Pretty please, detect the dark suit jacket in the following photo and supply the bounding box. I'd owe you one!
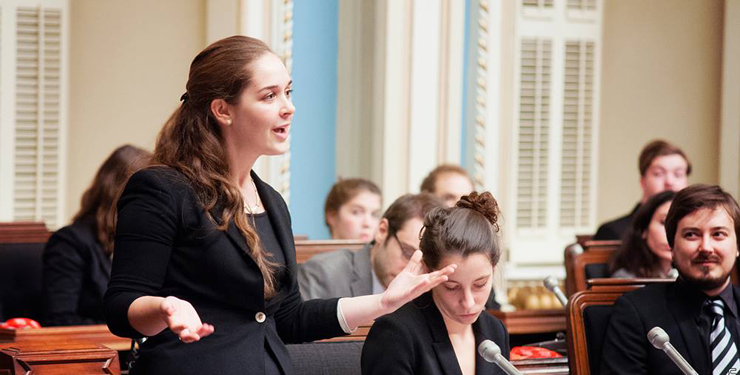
[593,203,641,240]
[600,280,740,375]
[361,292,509,375]
[104,167,345,375]
[298,244,373,300]
[43,215,111,326]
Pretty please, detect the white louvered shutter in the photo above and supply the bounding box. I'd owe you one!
[516,38,551,229]
[567,0,596,11]
[560,41,595,228]
[506,0,601,279]
[0,0,67,229]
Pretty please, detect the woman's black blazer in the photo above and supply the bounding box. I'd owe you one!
[43,215,111,326]
[104,167,344,375]
[362,292,510,375]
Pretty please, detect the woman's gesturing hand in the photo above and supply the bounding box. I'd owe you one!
[160,296,215,343]
[379,250,456,313]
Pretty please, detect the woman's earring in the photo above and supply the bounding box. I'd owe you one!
[226,119,232,125]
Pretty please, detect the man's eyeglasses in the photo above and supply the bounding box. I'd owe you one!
[392,232,417,260]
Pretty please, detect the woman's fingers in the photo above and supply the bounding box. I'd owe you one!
[403,250,423,274]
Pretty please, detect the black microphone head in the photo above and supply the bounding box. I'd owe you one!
[648,326,670,349]
[478,339,502,363]
[543,276,558,292]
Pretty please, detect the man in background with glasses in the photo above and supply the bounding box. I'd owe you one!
[299,193,443,300]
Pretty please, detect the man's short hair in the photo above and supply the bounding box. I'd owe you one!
[665,184,740,249]
[638,140,692,177]
[383,193,444,239]
[420,165,472,193]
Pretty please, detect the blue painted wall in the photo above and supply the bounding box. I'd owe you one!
[289,0,338,239]
[460,0,477,170]
[461,0,472,169]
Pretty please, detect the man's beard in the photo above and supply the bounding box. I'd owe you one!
[680,270,731,291]
[677,254,733,291]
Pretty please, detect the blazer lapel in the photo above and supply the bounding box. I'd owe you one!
[350,244,373,296]
[418,293,463,375]
[667,282,710,374]
[473,316,497,375]
[252,171,296,273]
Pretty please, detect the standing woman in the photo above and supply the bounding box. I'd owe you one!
[362,192,510,375]
[43,145,150,326]
[104,36,453,375]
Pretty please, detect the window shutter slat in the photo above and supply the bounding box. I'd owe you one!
[517,38,551,229]
[560,40,595,229]
[12,5,62,229]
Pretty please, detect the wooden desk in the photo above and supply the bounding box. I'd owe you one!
[513,357,569,375]
[0,339,120,375]
[0,325,131,351]
[489,309,566,335]
[318,323,372,342]
[294,239,365,264]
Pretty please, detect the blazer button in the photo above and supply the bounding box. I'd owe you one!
[255,312,266,323]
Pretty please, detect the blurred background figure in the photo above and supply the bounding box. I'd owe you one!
[594,140,690,240]
[420,165,474,208]
[42,144,150,326]
[608,190,676,279]
[324,178,382,241]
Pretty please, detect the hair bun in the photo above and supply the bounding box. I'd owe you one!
[456,191,500,232]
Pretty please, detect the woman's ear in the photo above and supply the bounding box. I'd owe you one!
[210,98,232,127]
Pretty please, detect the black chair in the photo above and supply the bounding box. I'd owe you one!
[0,222,50,322]
[287,341,364,375]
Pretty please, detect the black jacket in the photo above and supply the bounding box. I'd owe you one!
[362,292,509,375]
[601,280,740,374]
[43,215,111,326]
[593,203,641,240]
[104,167,344,375]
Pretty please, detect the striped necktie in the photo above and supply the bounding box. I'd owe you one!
[707,298,740,375]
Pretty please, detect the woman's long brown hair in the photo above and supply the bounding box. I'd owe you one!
[153,36,280,299]
[74,144,151,255]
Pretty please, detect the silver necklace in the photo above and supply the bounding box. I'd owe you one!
[243,178,261,214]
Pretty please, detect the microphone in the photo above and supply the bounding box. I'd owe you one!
[543,276,568,307]
[647,327,698,375]
[478,340,523,375]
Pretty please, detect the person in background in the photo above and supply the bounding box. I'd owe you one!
[43,144,151,326]
[300,193,444,300]
[420,164,474,208]
[594,139,690,240]
[362,192,509,375]
[324,178,382,241]
[608,190,676,278]
[601,184,740,375]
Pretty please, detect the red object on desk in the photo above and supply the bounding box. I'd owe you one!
[0,318,41,330]
[510,346,563,360]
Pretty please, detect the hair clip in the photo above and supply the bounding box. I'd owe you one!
[180,92,189,102]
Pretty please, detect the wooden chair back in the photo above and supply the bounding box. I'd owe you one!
[294,239,366,264]
[0,222,50,243]
[564,243,617,296]
[566,280,669,375]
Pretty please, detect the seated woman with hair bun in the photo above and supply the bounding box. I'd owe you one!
[361,191,509,375]
[609,190,677,279]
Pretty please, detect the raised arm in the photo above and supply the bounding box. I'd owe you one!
[339,250,455,330]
